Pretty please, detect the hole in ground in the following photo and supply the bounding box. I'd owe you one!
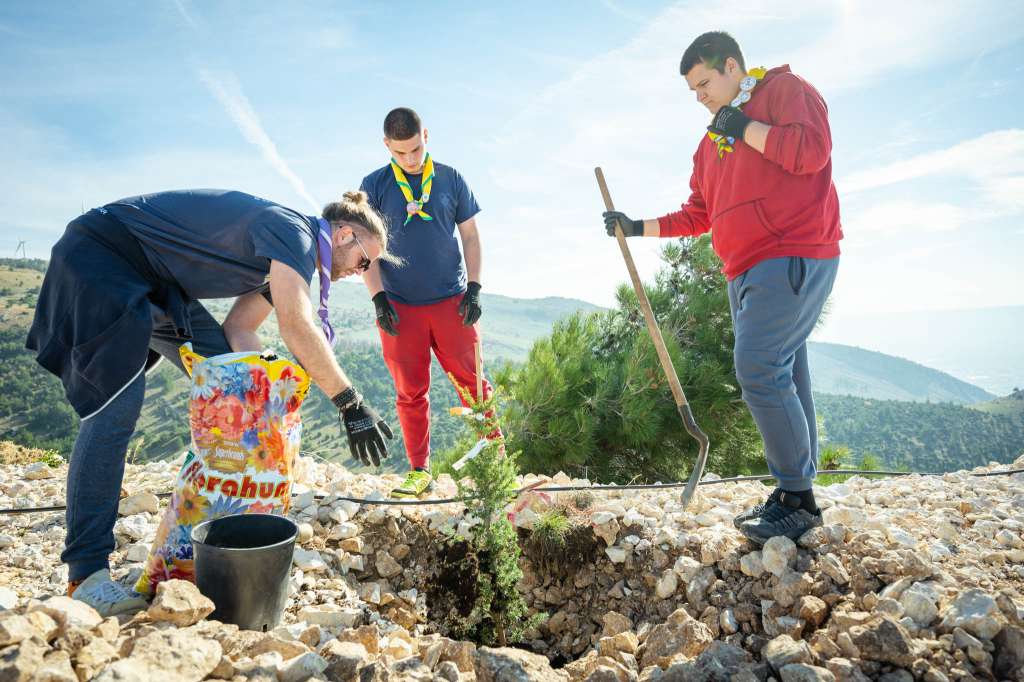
[426,537,483,632]
[424,522,605,662]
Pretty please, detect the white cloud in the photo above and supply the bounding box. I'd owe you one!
[0,113,316,259]
[599,0,646,23]
[5,0,1023,316]
[0,4,365,260]
[197,68,321,215]
[476,0,1024,305]
[835,129,1024,256]
[162,1,323,215]
[843,200,968,236]
[829,126,1024,317]
[984,175,1024,212]
[774,0,1024,92]
[840,130,1024,195]
[170,0,197,29]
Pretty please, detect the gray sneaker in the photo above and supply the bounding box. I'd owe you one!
[732,488,782,529]
[739,490,822,545]
[71,569,148,617]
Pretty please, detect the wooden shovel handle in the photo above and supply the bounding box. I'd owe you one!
[594,167,710,508]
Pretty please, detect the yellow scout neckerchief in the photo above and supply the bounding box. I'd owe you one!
[707,66,767,158]
[390,153,435,225]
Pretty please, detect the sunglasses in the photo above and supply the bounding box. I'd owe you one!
[350,233,372,273]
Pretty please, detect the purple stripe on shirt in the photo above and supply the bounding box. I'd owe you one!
[316,218,337,347]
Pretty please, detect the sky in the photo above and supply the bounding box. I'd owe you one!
[2,1,1023,344]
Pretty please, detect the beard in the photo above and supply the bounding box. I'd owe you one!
[330,242,358,279]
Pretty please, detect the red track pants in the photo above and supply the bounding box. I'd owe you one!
[379,294,500,469]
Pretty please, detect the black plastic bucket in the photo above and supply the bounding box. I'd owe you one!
[191,513,297,631]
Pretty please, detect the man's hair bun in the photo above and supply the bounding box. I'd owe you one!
[342,190,368,205]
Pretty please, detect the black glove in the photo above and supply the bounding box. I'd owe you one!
[332,387,394,467]
[603,211,644,238]
[707,105,751,141]
[372,292,399,336]
[458,281,482,326]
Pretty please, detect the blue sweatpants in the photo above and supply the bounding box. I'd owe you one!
[62,301,231,583]
[727,256,838,491]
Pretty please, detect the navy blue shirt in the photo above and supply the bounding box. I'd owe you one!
[360,161,480,305]
[103,189,319,301]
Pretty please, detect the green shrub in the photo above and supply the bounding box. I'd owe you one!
[532,509,570,548]
[500,235,763,483]
[38,449,64,467]
[430,376,540,647]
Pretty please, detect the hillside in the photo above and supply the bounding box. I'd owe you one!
[816,305,1024,395]
[814,393,1024,473]
[972,388,1024,417]
[0,259,598,468]
[3,258,1021,477]
[300,280,604,363]
[0,258,45,328]
[807,342,993,404]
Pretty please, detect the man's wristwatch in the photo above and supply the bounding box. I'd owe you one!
[332,386,361,412]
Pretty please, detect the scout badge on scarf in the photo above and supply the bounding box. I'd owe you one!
[315,218,338,346]
[707,66,767,158]
[390,153,435,225]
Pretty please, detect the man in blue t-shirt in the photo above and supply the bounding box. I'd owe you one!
[27,189,396,615]
[360,107,498,498]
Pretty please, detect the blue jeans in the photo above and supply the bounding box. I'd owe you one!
[62,301,231,582]
[727,257,838,491]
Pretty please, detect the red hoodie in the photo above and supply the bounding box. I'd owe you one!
[658,65,842,280]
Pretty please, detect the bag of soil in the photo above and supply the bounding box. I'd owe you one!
[136,343,309,596]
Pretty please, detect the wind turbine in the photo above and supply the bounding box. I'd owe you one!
[14,240,27,260]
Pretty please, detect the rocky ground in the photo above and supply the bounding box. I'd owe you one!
[2,446,1023,681]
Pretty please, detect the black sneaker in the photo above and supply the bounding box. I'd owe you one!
[733,488,782,529]
[739,490,822,545]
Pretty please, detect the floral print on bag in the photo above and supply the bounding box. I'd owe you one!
[135,343,309,596]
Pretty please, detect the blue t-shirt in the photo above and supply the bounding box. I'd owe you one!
[360,161,480,305]
[103,189,319,301]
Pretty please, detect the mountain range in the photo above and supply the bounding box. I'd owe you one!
[815,305,1023,396]
[806,341,994,404]
[1,258,1020,473]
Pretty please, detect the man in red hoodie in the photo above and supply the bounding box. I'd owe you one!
[603,31,842,544]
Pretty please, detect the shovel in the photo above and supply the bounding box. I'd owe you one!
[594,167,710,509]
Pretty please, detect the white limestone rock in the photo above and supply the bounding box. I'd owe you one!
[762,536,797,578]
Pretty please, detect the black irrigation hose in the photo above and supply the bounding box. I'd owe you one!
[1,468,1021,516]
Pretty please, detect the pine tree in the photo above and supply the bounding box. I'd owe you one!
[502,235,763,483]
